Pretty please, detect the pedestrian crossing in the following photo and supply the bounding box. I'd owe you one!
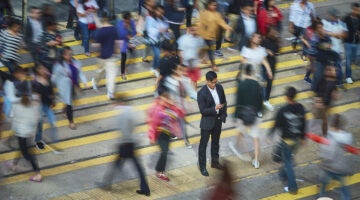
[1,9,360,199]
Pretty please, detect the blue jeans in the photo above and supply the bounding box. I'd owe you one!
[344,43,359,78]
[35,104,58,143]
[78,22,90,53]
[150,45,160,70]
[319,170,351,200]
[279,139,299,193]
[2,96,11,118]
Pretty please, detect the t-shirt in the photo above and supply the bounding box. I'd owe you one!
[177,34,205,61]
[159,55,180,77]
[94,26,119,59]
[77,0,99,24]
[271,103,306,140]
[317,78,337,106]
[322,19,348,54]
[240,46,267,79]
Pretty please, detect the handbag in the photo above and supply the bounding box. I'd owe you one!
[272,142,282,163]
[88,22,96,30]
[235,106,257,126]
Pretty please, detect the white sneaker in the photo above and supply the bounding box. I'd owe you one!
[257,112,263,118]
[252,160,260,169]
[151,69,159,78]
[107,91,115,100]
[346,77,353,84]
[263,101,274,111]
[91,77,98,91]
[229,141,251,161]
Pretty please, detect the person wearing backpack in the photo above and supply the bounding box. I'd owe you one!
[267,86,306,194]
[230,63,263,168]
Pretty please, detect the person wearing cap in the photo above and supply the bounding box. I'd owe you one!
[343,3,360,84]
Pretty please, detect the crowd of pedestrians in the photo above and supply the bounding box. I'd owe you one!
[0,0,359,199]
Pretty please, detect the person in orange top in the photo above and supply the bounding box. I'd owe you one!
[257,0,283,36]
[198,0,232,71]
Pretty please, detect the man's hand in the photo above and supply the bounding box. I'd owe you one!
[215,104,223,110]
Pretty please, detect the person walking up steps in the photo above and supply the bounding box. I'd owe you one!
[91,13,121,100]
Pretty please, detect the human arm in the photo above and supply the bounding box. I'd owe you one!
[261,58,273,80]
[197,89,217,116]
[288,4,296,34]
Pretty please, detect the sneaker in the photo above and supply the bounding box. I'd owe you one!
[304,76,312,84]
[156,173,170,182]
[252,160,260,169]
[229,141,251,161]
[227,47,238,52]
[257,112,263,118]
[346,77,353,84]
[263,101,274,111]
[185,142,192,149]
[170,136,178,140]
[36,141,45,150]
[284,186,298,194]
[91,77,98,91]
[85,52,91,57]
[151,69,159,78]
[107,91,115,100]
[214,50,224,57]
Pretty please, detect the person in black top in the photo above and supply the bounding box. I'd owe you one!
[343,3,360,84]
[315,63,338,137]
[157,40,179,86]
[32,64,61,153]
[262,26,280,109]
[267,86,306,194]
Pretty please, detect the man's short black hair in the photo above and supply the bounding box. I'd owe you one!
[122,11,132,20]
[352,3,360,8]
[160,40,175,52]
[29,6,40,12]
[285,86,297,101]
[241,0,254,8]
[206,71,217,81]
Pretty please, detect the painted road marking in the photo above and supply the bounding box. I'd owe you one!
[0,100,357,186]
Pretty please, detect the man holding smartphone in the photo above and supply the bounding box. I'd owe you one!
[197,71,227,176]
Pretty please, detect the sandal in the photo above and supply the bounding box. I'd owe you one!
[29,175,42,182]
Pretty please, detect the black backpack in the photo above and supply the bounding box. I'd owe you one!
[236,105,257,126]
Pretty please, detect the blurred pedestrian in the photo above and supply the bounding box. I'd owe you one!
[39,20,62,72]
[240,32,273,112]
[139,0,156,63]
[314,63,338,137]
[66,0,79,30]
[230,64,263,168]
[267,86,306,194]
[41,4,57,28]
[198,0,232,71]
[11,84,42,182]
[96,94,150,196]
[0,0,13,29]
[76,0,99,56]
[184,0,195,28]
[235,1,257,51]
[289,0,316,51]
[24,6,43,63]
[147,85,185,182]
[301,18,322,84]
[158,40,179,85]
[224,0,242,47]
[145,5,169,77]
[343,3,360,84]
[32,64,61,153]
[0,18,23,74]
[197,71,227,176]
[117,11,137,81]
[51,47,88,130]
[91,14,121,99]
[177,25,205,89]
[257,0,283,36]
[262,27,280,110]
[164,0,186,42]
[318,114,353,200]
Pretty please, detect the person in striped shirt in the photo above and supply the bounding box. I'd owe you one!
[0,18,23,74]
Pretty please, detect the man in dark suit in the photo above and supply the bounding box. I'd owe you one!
[236,1,256,51]
[197,71,227,176]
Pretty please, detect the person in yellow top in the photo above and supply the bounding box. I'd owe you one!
[198,0,232,71]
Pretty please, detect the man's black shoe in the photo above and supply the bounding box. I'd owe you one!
[200,168,209,176]
[136,190,150,197]
[211,162,224,170]
[36,142,45,150]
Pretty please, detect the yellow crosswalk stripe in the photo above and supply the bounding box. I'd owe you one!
[0,100,357,186]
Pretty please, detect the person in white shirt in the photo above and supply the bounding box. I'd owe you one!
[289,0,316,51]
[322,8,348,54]
[240,32,274,112]
[76,0,99,56]
[177,25,205,89]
